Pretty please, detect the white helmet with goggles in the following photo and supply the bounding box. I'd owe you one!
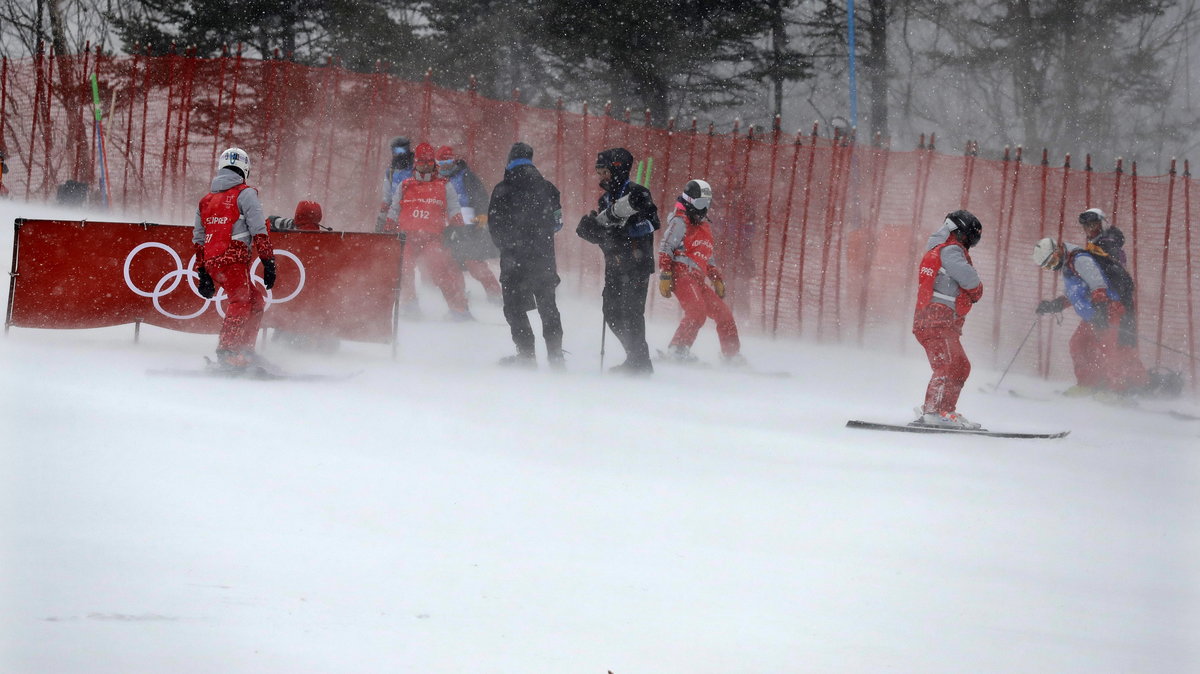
[681,179,713,212]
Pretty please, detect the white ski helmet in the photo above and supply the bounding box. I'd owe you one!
[218,147,251,177]
[1078,207,1107,229]
[1032,237,1064,270]
[682,179,713,211]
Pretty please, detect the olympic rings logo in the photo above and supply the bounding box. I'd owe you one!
[123,242,306,320]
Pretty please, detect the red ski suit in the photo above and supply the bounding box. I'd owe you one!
[385,175,467,312]
[198,182,270,352]
[661,204,740,357]
[1061,248,1149,392]
[912,238,983,415]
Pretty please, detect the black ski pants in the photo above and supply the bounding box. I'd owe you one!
[602,264,652,366]
[500,260,562,358]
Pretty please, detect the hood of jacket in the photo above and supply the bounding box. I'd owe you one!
[209,167,246,193]
[926,221,956,250]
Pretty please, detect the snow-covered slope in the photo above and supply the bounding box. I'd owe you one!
[2,201,1197,674]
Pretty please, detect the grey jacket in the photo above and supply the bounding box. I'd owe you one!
[192,168,267,247]
[659,210,706,273]
[925,221,981,311]
[1064,243,1108,291]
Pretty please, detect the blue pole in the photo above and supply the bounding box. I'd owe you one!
[847,0,858,130]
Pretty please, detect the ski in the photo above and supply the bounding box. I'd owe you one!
[147,358,360,382]
[998,387,1198,421]
[846,419,1069,439]
[654,350,791,378]
[147,367,360,381]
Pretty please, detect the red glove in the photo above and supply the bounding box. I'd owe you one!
[193,243,206,267]
[964,283,983,304]
[449,213,465,227]
[657,252,673,271]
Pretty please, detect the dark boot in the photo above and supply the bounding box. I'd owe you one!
[498,352,536,369]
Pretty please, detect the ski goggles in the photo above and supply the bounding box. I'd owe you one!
[1079,211,1103,225]
[682,193,711,210]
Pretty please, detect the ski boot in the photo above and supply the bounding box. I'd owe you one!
[665,344,699,363]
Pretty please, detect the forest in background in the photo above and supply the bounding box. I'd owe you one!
[1,0,1198,170]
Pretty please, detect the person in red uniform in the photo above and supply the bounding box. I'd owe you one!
[192,147,276,370]
[1032,237,1149,398]
[912,210,984,429]
[383,142,471,320]
[268,200,327,232]
[657,179,744,365]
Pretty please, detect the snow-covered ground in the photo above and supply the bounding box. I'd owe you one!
[2,200,1197,674]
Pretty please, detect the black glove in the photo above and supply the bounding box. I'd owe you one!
[196,267,215,299]
[1118,325,1137,347]
[1036,297,1067,315]
[262,258,277,290]
[1091,302,1108,329]
[628,188,651,211]
[576,211,601,240]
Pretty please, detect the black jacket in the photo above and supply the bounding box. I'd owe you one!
[576,180,659,276]
[487,163,562,280]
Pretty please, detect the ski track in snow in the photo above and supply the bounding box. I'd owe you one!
[2,201,1198,674]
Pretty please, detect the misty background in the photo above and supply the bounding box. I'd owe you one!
[2,0,1198,172]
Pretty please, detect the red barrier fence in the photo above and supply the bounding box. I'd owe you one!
[6,219,404,343]
[0,51,1196,386]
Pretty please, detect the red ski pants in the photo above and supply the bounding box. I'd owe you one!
[400,231,467,312]
[669,271,740,357]
[1068,304,1148,392]
[209,258,265,353]
[463,259,502,298]
[914,321,971,415]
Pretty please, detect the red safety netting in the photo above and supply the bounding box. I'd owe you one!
[1,52,1196,386]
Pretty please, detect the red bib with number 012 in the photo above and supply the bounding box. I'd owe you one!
[396,177,448,234]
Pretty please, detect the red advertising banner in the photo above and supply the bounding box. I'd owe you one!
[6,219,403,343]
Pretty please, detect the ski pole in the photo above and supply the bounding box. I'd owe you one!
[1138,336,1199,362]
[989,316,1040,392]
[599,314,607,371]
[391,232,407,360]
[90,73,111,209]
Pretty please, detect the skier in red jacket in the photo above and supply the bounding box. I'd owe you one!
[192,147,276,370]
[657,179,744,365]
[912,210,984,428]
[383,142,471,320]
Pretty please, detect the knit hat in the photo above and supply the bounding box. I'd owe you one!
[414,142,436,162]
[294,201,323,228]
[436,145,455,162]
[508,142,534,162]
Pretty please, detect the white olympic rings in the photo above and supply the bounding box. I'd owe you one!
[123,242,306,320]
